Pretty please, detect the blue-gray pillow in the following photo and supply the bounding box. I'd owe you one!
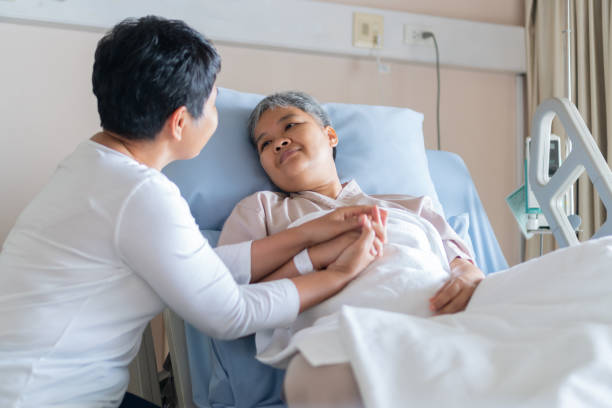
[326,102,441,211]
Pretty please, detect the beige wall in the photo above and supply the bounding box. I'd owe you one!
[0,0,524,266]
[0,23,101,243]
[321,0,524,26]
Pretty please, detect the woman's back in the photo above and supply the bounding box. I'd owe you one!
[0,141,166,407]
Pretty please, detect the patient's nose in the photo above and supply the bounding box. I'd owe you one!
[274,139,290,152]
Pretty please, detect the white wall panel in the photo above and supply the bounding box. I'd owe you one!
[0,0,526,73]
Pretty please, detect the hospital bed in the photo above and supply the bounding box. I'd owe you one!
[159,87,508,407]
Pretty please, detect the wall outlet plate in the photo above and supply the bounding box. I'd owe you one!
[353,12,384,49]
[403,24,433,46]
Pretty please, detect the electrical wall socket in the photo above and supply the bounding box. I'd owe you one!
[403,24,433,46]
[353,12,384,49]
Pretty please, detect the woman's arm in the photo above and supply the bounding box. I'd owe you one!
[117,178,380,338]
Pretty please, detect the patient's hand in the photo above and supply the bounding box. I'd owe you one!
[429,258,485,315]
[304,206,387,247]
[310,228,384,270]
[309,231,360,270]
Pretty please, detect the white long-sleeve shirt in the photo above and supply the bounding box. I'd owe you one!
[0,140,299,408]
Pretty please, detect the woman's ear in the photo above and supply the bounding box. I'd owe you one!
[167,106,189,142]
[326,126,338,147]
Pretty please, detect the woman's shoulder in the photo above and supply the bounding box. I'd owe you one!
[74,140,165,187]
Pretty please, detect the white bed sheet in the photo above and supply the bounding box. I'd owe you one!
[300,236,612,407]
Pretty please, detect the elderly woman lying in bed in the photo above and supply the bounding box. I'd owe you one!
[220,91,485,311]
[219,91,612,407]
[217,91,486,403]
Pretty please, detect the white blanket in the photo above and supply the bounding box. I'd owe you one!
[256,207,452,366]
[309,236,612,407]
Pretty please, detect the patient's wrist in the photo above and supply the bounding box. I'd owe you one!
[450,256,484,280]
[293,249,314,275]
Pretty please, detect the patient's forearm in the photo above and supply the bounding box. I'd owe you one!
[291,269,351,312]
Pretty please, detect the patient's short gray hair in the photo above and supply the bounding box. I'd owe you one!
[247,91,332,144]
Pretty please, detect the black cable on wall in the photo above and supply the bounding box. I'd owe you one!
[422,31,441,151]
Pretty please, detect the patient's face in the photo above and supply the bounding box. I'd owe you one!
[253,106,338,192]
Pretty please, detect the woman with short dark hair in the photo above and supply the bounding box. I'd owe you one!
[0,16,384,407]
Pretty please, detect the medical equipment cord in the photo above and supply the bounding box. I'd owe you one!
[422,32,441,151]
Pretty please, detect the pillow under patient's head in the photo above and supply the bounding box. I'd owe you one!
[327,102,439,205]
[163,87,441,231]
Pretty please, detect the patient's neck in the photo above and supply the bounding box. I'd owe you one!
[306,177,343,199]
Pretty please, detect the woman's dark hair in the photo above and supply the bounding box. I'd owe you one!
[92,16,221,140]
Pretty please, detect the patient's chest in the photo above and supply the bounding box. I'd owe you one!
[256,196,452,357]
[385,208,441,256]
[264,192,426,235]
[287,208,450,334]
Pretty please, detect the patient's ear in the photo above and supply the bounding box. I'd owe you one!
[326,126,338,147]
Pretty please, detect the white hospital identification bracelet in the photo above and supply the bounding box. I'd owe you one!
[293,249,314,275]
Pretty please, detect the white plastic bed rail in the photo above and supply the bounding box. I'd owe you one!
[529,97,612,247]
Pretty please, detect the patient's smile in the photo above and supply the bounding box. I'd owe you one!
[279,148,300,164]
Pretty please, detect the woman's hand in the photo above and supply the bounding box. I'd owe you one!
[300,205,387,247]
[429,258,485,315]
[326,215,380,281]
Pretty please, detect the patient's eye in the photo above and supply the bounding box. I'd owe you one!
[285,123,297,131]
[259,140,270,152]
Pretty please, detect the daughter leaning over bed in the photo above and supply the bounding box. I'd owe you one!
[218,91,486,347]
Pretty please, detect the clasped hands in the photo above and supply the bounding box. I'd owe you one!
[301,205,388,280]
